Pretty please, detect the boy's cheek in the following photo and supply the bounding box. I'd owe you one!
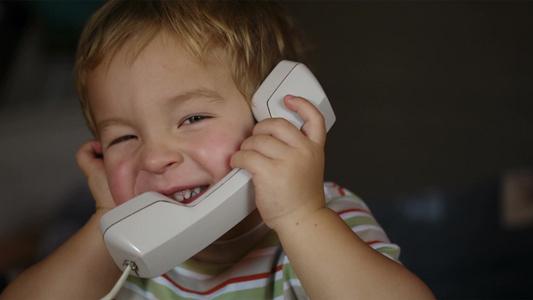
[106,177,125,205]
[105,162,133,206]
[197,131,245,167]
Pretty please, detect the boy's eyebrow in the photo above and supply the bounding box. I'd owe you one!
[168,88,223,105]
[96,117,131,133]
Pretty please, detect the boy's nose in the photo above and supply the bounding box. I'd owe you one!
[140,144,184,174]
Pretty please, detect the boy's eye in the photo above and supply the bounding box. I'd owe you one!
[109,135,137,146]
[182,115,209,125]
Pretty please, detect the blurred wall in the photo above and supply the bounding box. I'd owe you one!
[281,1,533,199]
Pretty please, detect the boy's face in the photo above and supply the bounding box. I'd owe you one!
[86,32,255,205]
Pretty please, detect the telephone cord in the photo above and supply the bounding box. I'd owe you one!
[101,261,136,300]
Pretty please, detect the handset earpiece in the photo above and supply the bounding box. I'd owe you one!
[252,60,335,132]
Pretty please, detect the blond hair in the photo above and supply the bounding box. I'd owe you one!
[74,0,304,136]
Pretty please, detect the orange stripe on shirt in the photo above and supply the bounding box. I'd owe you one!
[337,208,371,216]
[366,240,386,245]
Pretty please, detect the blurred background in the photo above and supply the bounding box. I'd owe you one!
[1,1,532,298]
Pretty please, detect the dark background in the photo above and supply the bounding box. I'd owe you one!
[1,1,532,298]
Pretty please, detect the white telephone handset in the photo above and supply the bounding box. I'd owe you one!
[99,60,335,278]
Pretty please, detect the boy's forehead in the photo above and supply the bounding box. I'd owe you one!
[108,30,216,68]
[86,33,247,121]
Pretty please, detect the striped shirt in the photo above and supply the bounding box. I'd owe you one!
[116,183,400,299]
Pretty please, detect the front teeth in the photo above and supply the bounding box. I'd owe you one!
[173,187,203,202]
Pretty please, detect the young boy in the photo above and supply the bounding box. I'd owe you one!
[1,1,434,299]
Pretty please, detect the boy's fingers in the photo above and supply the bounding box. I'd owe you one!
[230,149,271,175]
[283,95,327,146]
[76,140,116,209]
[92,140,104,158]
[76,141,93,176]
[76,140,104,177]
[240,134,289,160]
[76,140,102,159]
[252,118,302,148]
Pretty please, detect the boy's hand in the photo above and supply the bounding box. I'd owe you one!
[231,95,327,231]
[76,140,116,213]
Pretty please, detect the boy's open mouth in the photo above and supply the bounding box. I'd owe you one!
[171,186,209,204]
